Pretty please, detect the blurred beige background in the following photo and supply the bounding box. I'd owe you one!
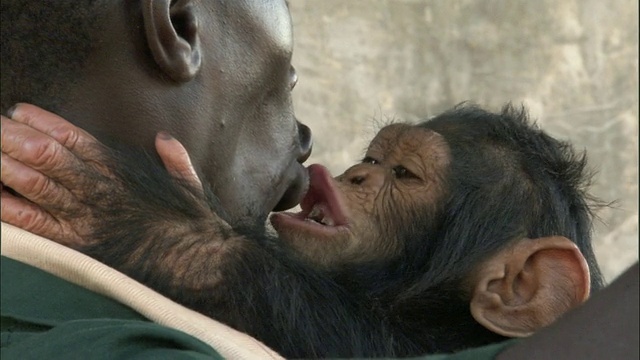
[288,0,638,282]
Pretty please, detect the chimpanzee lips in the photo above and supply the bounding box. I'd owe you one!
[270,164,349,236]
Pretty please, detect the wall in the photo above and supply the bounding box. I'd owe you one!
[289,0,639,281]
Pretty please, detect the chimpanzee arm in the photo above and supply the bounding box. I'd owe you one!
[1,110,412,358]
[57,148,412,358]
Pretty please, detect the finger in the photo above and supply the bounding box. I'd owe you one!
[1,187,82,246]
[1,152,81,215]
[155,132,203,189]
[1,116,89,181]
[7,103,97,151]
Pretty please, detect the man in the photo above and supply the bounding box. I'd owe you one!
[1,0,312,227]
[2,0,310,358]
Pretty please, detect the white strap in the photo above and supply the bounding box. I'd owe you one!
[1,222,283,360]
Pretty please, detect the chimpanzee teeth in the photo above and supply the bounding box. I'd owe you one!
[308,206,323,220]
[322,217,335,226]
[305,204,336,226]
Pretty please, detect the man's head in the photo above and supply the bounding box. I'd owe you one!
[1,0,312,225]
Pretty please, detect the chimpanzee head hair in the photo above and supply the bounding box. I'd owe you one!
[0,0,107,113]
[421,103,604,292]
[377,104,605,353]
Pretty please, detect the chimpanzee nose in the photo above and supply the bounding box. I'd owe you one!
[338,165,384,188]
[346,169,369,185]
[297,121,313,163]
[350,175,365,185]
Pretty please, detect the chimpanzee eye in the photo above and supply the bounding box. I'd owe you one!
[362,156,379,165]
[392,165,417,179]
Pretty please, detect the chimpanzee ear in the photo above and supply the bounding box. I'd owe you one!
[141,0,201,82]
[469,236,590,338]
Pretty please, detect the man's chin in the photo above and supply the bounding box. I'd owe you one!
[272,164,309,212]
[213,164,309,230]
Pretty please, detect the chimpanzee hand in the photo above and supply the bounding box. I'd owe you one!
[1,103,251,314]
[1,104,107,246]
[1,103,204,248]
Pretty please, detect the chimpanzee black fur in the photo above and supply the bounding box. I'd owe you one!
[77,104,603,358]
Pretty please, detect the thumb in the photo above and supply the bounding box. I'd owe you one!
[155,132,202,190]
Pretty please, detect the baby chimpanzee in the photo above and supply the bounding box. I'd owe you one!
[1,104,602,358]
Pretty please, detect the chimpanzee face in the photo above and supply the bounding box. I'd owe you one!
[271,123,450,267]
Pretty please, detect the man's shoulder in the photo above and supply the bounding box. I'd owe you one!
[1,256,145,325]
[1,256,223,360]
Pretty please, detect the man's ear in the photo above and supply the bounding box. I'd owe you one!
[470,236,590,338]
[141,0,201,82]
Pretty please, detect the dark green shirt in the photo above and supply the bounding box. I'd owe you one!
[1,256,515,359]
[1,256,223,360]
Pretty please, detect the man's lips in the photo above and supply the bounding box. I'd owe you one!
[272,164,310,211]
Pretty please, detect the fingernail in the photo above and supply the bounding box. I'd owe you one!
[6,104,18,118]
[158,131,174,140]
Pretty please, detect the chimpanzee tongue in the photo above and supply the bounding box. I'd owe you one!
[300,164,348,226]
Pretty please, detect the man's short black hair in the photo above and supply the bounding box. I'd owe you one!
[1,0,106,112]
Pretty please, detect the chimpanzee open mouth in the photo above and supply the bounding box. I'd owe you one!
[271,164,349,236]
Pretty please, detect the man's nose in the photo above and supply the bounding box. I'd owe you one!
[289,66,299,90]
[297,121,313,163]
